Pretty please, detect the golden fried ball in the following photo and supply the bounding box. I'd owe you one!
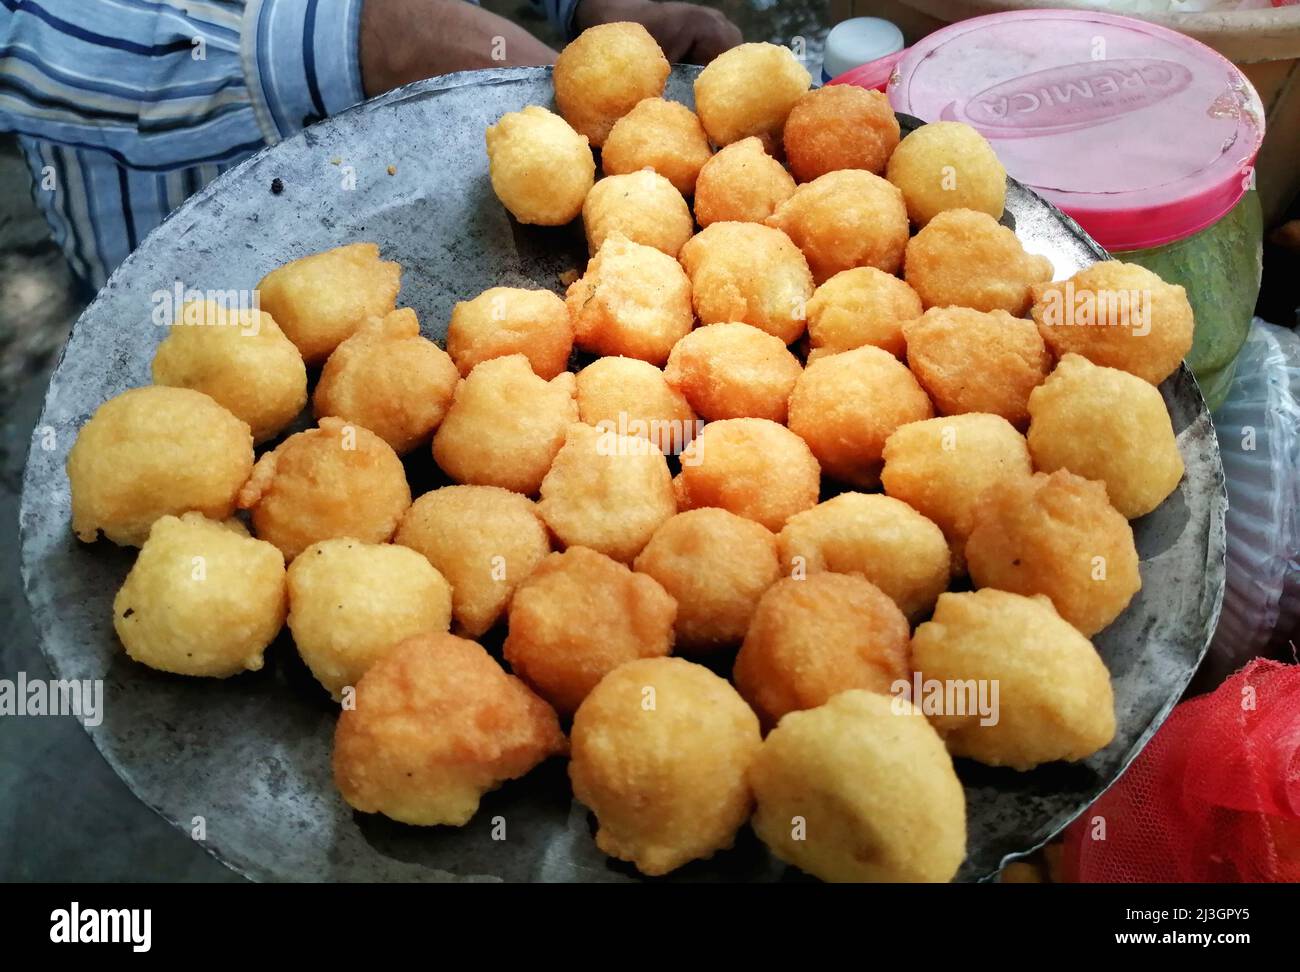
[237,416,410,560]
[886,121,1007,226]
[570,657,760,876]
[678,222,813,344]
[733,573,910,729]
[676,418,820,531]
[965,470,1142,636]
[151,299,306,444]
[504,546,676,715]
[553,22,670,147]
[313,308,459,454]
[113,513,285,677]
[766,170,909,284]
[287,538,452,699]
[902,307,1050,428]
[805,267,922,361]
[601,97,713,195]
[663,322,802,423]
[431,355,577,495]
[583,170,694,257]
[693,42,811,150]
[787,345,932,486]
[565,234,694,364]
[256,242,401,364]
[575,356,697,454]
[68,386,253,547]
[447,286,573,380]
[783,85,900,183]
[750,690,966,883]
[911,589,1116,770]
[904,208,1054,315]
[333,633,566,826]
[692,137,796,228]
[537,423,677,564]
[485,105,595,225]
[633,508,780,653]
[1030,260,1195,386]
[1027,354,1183,519]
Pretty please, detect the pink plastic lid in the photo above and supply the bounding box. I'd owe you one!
[877,10,1264,251]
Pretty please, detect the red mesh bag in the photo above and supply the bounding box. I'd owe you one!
[1062,659,1300,882]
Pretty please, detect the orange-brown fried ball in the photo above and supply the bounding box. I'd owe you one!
[583,170,694,257]
[783,85,900,182]
[601,97,713,196]
[664,322,802,423]
[447,286,573,380]
[553,23,670,147]
[692,137,796,228]
[575,356,697,454]
[805,267,922,361]
[886,121,1007,226]
[486,105,595,225]
[693,42,811,150]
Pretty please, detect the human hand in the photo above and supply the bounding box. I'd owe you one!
[575,0,743,64]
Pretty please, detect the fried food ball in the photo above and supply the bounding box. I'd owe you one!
[1027,354,1183,519]
[447,286,573,380]
[537,423,677,563]
[256,242,401,364]
[570,657,760,876]
[733,573,910,729]
[583,170,693,257]
[68,386,253,547]
[911,589,1116,770]
[237,416,410,560]
[1030,260,1195,386]
[886,121,1007,226]
[693,42,811,151]
[601,97,713,195]
[633,508,780,653]
[787,345,932,486]
[565,234,694,364]
[151,299,306,443]
[431,355,577,494]
[750,690,966,883]
[575,356,697,454]
[113,513,285,677]
[692,137,796,228]
[504,546,676,715]
[676,418,820,531]
[766,170,909,284]
[553,22,670,147]
[663,322,802,423]
[777,492,950,620]
[904,208,1054,315]
[783,85,900,182]
[485,105,595,225]
[902,306,1050,428]
[965,470,1142,636]
[805,267,921,361]
[333,633,566,826]
[678,222,813,344]
[287,539,452,699]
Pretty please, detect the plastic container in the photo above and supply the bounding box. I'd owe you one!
[820,17,905,83]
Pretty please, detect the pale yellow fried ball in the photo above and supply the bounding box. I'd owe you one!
[783,85,900,183]
[256,242,401,364]
[68,386,253,547]
[601,97,713,195]
[733,573,910,729]
[151,300,306,444]
[287,538,452,699]
[112,513,285,677]
[575,356,697,454]
[692,137,796,228]
[678,222,813,344]
[886,121,1007,226]
[565,234,694,364]
[313,308,459,454]
[663,322,802,423]
[333,633,567,826]
[693,42,811,151]
[904,208,1054,315]
[553,22,670,147]
[503,546,676,715]
[787,345,932,486]
[583,170,694,257]
[676,418,820,532]
[570,657,760,876]
[805,267,922,361]
[1030,260,1195,386]
[633,508,780,653]
[237,416,410,560]
[965,470,1142,636]
[431,355,578,495]
[911,589,1116,770]
[750,690,966,883]
[447,286,573,380]
[485,105,595,225]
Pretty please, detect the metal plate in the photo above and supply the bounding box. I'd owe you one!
[19,66,1226,883]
